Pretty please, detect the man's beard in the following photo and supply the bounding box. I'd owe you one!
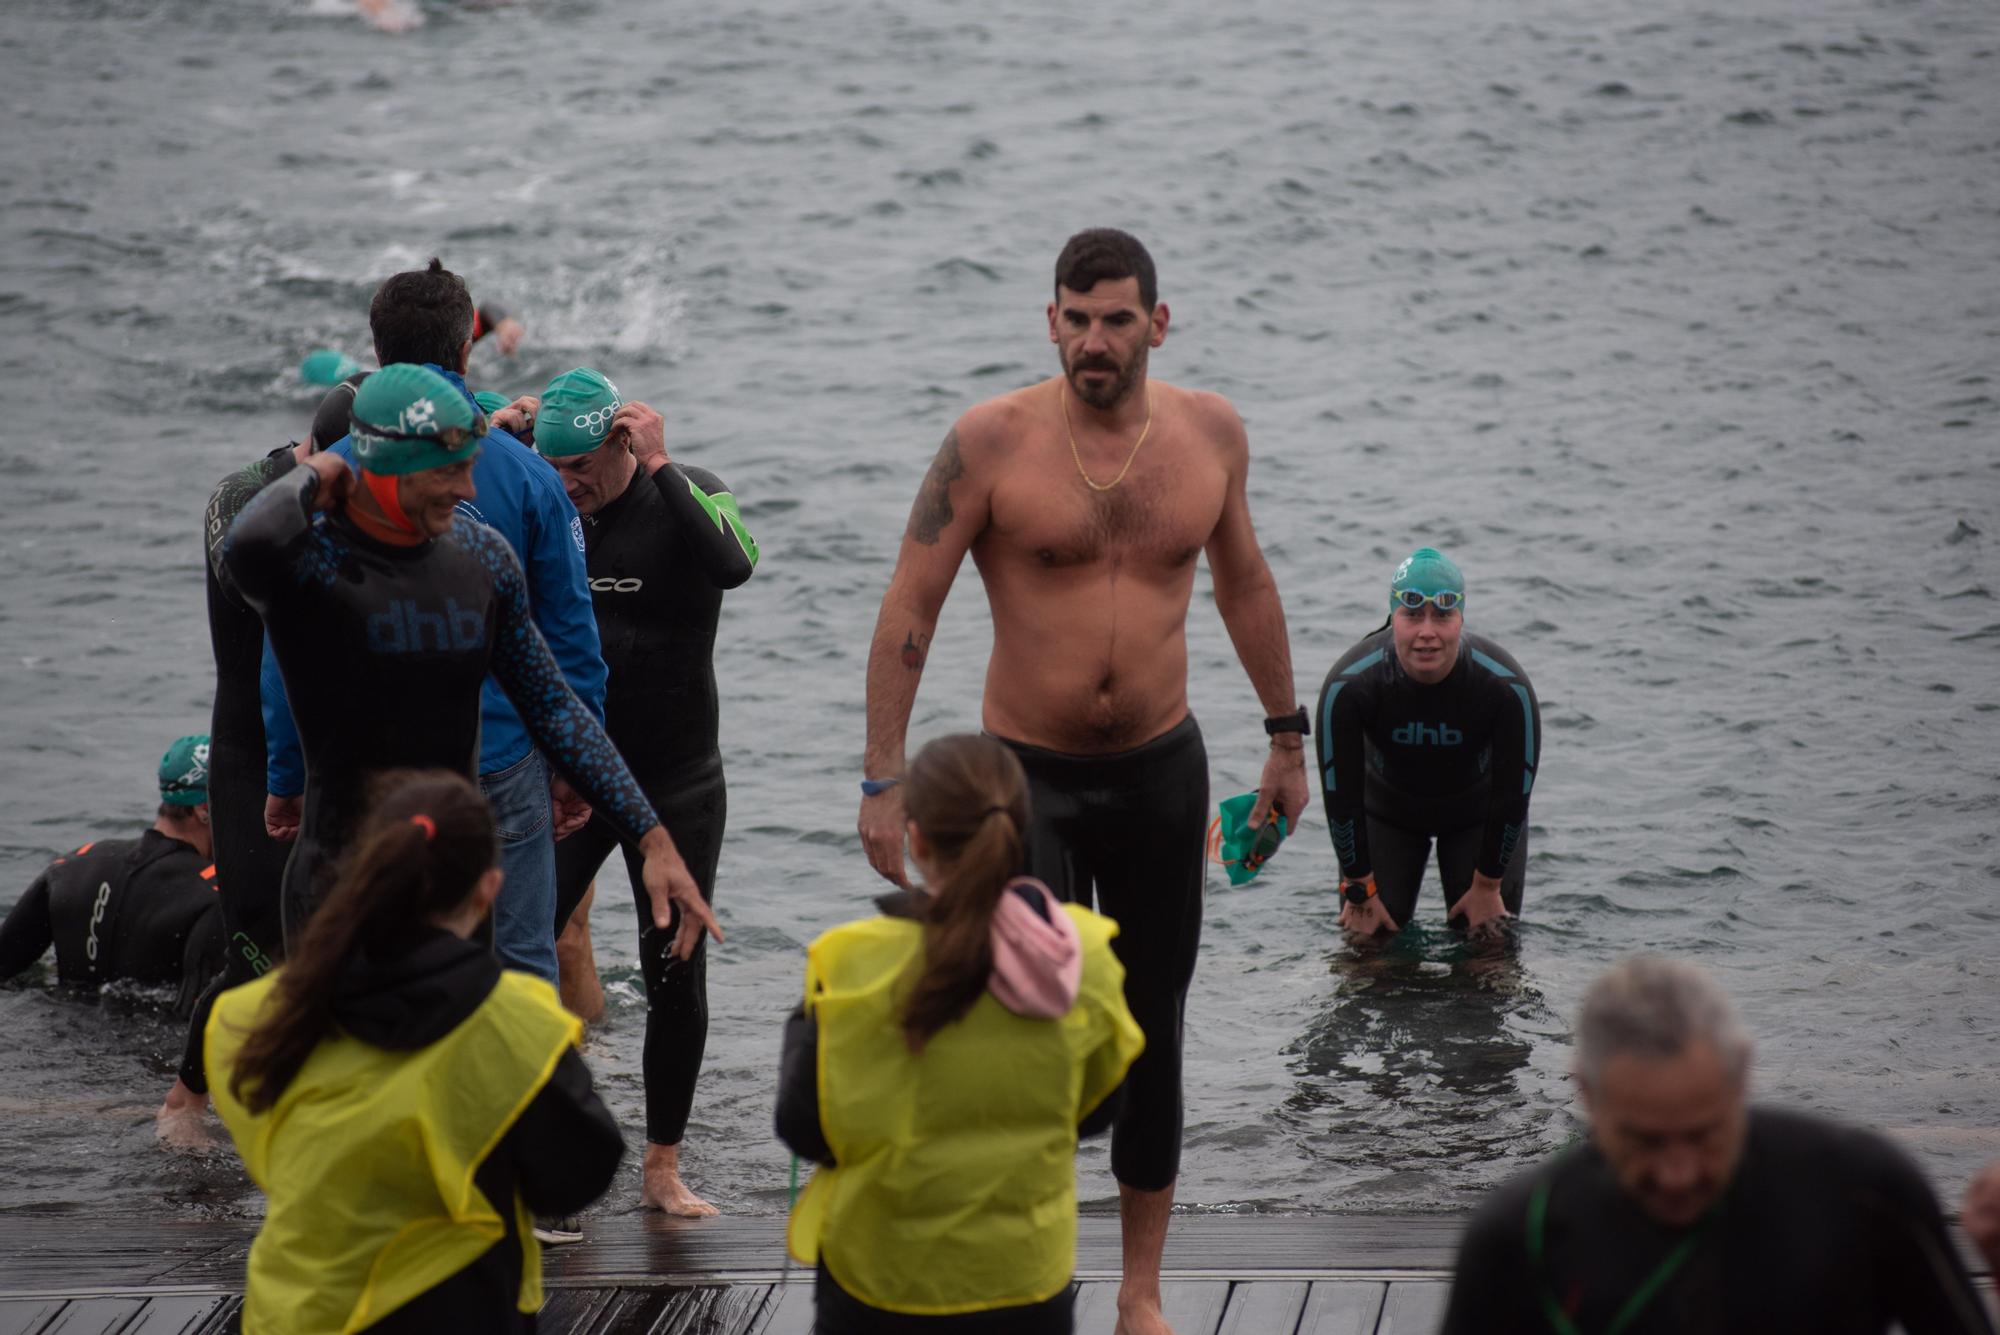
[1065,345,1146,410]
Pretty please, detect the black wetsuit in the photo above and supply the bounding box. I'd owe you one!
[0,831,224,1018]
[1442,1107,1995,1335]
[1315,628,1539,925]
[177,445,298,1091]
[998,715,1208,1194]
[223,467,659,936]
[550,460,755,1147]
[331,927,623,1334]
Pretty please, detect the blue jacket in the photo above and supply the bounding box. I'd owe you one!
[263,365,607,792]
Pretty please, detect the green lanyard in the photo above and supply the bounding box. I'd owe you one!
[1527,1180,1708,1335]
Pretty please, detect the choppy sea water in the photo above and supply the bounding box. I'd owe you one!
[1,0,1995,1228]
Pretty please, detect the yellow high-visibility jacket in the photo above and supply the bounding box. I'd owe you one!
[787,904,1143,1314]
[207,968,580,1334]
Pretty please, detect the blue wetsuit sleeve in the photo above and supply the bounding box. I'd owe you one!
[523,472,608,726]
[0,870,55,982]
[261,636,305,799]
[222,466,319,615]
[1476,677,1536,879]
[482,531,656,843]
[657,463,758,589]
[1317,670,1373,881]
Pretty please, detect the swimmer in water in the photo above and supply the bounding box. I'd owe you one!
[1,736,224,1022]
[1313,548,1539,942]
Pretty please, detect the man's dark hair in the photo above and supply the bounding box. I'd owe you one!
[1054,229,1157,310]
[369,258,475,369]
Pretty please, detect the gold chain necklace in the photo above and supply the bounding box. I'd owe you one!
[1061,381,1153,492]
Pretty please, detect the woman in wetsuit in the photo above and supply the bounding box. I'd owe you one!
[1314,547,1541,939]
[776,734,1143,1334]
[206,770,622,1334]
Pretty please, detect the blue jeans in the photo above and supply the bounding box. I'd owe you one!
[480,748,558,983]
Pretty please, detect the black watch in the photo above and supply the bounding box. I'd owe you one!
[1264,706,1310,737]
[1341,877,1378,906]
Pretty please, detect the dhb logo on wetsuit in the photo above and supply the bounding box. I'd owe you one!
[367,598,486,654]
[1391,721,1464,746]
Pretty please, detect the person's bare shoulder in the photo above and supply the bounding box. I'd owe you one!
[953,381,1050,459]
[1158,381,1249,467]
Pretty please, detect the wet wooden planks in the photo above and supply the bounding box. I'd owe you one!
[0,1282,1448,1335]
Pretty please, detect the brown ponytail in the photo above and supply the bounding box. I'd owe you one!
[228,769,496,1112]
[899,735,1030,1052]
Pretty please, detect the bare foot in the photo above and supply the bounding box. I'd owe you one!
[1114,1293,1177,1335]
[641,1141,718,1217]
[155,1079,215,1151]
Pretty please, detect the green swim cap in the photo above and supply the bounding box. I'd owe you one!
[1390,547,1466,609]
[158,735,211,807]
[472,390,513,417]
[301,348,364,386]
[349,363,487,477]
[533,368,625,458]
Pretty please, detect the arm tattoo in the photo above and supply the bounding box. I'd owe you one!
[906,428,965,546]
[900,630,931,671]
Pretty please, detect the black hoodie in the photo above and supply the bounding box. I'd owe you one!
[334,928,623,1334]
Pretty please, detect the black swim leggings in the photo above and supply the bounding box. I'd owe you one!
[1366,811,1528,928]
[815,1263,1074,1334]
[177,742,289,1092]
[551,756,725,1147]
[1000,715,1208,1194]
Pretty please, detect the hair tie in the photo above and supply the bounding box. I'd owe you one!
[409,814,436,840]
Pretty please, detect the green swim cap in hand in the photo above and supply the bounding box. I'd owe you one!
[533,368,625,458]
[472,390,513,417]
[1206,792,1289,886]
[301,349,364,386]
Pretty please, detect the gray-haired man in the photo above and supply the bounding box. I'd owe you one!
[1443,956,1993,1335]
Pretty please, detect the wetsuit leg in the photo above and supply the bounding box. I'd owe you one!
[1006,718,1207,1194]
[481,748,559,984]
[1362,813,1433,928]
[1434,822,1528,919]
[613,760,726,1147]
[551,811,620,937]
[178,744,287,1091]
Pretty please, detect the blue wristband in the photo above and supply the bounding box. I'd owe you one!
[860,777,901,797]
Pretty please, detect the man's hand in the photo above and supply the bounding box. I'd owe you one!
[611,401,670,474]
[492,317,526,356]
[549,774,591,840]
[637,826,721,960]
[1338,894,1397,938]
[1250,739,1310,834]
[300,451,353,512]
[490,394,539,438]
[857,784,910,889]
[1448,871,1513,939]
[265,793,302,842]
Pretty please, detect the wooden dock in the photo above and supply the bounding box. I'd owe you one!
[0,1211,1988,1333]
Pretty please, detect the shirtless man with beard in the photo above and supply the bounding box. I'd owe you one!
[858,228,1310,1335]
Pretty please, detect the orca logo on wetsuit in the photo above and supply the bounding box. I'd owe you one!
[589,577,643,593]
[367,598,486,653]
[1392,722,1464,746]
[85,881,111,963]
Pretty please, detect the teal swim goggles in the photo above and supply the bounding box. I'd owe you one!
[1392,588,1463,612]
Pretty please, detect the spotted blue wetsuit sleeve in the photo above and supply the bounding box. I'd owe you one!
[467,523,657,844]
